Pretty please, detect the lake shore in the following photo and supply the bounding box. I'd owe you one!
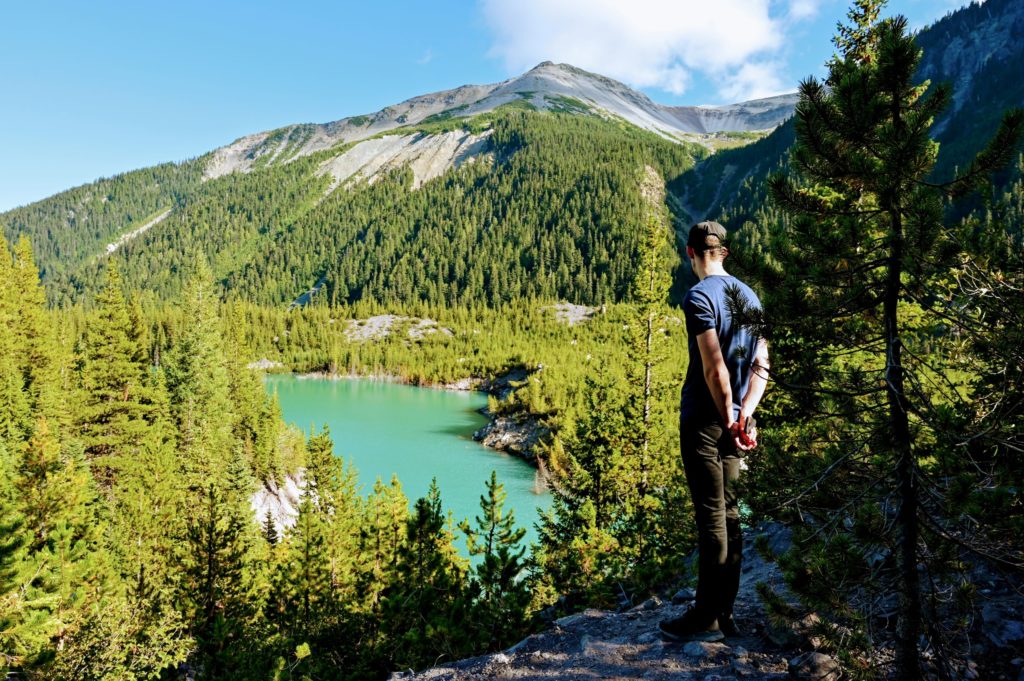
[286,369,547,466]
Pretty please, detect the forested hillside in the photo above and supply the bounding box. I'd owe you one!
[2,111,701,308]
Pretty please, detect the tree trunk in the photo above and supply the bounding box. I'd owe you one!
[885,209,921,680]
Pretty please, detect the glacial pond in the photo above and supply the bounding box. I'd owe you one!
[264,374,551,552]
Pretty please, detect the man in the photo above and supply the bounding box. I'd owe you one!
[659,221,769,642]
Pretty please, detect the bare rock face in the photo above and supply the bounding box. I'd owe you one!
[317,130,492,193]
[251,472,304,533]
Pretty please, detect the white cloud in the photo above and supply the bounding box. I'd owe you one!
[717,60,790,101]
[416,49,434,65]
[786,0,820,21]
[480,0,804,101]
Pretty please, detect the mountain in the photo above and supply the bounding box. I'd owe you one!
[675,0,1024,225]
[204,62,796,180]
[4,0,1019,310]
[0,62,794,308]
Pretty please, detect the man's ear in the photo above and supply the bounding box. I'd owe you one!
[685,245,696,259]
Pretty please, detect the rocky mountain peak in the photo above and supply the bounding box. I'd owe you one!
[204,63,797,180]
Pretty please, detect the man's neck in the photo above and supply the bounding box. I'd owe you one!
[695,260,728,280]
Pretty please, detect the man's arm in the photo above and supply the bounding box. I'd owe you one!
[735,339,770,449]
[696,329,734,428]
[740,338,770,423]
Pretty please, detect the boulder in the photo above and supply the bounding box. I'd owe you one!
[788,652,841,681]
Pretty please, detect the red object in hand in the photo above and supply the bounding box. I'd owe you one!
[731,416,757,451]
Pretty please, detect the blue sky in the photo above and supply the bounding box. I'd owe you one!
[0,0,968,212]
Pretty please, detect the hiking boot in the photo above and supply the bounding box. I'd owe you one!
[718,613,743,638]
[658,610,724,642]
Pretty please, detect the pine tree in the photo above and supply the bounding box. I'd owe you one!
[460,471,531,651]
[110,427,186,606]
[262,510,279,546]
[17,418,113,675]
[0,235,30,446]
[380,480,469,670]
[0,441,50,674]
[757,7,1024,676]
[77,262,151,488]
[622,214,688,579]
[267,493,333,643]
[358,475,408,614]
[536,372,628,605]
[178,484,251,678]
[304,425,338,513]
[164,260,235,489]
[9,237,64,428]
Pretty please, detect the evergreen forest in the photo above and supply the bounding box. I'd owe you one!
[1,0,1024,678]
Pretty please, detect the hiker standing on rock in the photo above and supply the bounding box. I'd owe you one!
[659,221,770,643]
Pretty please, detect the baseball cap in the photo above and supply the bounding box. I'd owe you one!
[687,221,728,250]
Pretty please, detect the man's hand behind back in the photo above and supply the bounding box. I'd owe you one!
[730,415,757,452]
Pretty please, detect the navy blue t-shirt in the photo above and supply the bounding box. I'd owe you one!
[680,274,762,424]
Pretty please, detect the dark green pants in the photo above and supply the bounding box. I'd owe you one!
[680,418,743,626]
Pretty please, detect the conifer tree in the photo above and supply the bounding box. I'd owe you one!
[381,480,469,670]
[460,471,531,651]
[262,510,279,547]
[754,5,1024,676]
[358,475,408,613]
[78,263,151,488]
[0,236,30,446]
[0,441,48,674]
[622,214,688,578]
[17,419,113,674]
[178,484,252,678]
[537,366,646,606]
[111,421,187,606]
[164,260,235,489]
[9,237,64,428]
[267,493,333,643]
[302,426,362,612]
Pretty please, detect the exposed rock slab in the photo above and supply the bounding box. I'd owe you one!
[251,472,304,533]
[344,315,453,342]
[542,303,599,326]
[247,358,284,370]
[318,130,492,192]
[473,414,546,462]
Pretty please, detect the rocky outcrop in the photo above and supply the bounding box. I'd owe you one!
[542,302,599,326]
[395,522,831,681]
[665,93,798,135]
[104,208,172,254]
[473,413,547,463]
[251,472,304,533]
[473,368,549,464]
[342,315,454,341]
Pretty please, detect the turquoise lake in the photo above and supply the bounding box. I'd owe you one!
[264,374,551,550]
